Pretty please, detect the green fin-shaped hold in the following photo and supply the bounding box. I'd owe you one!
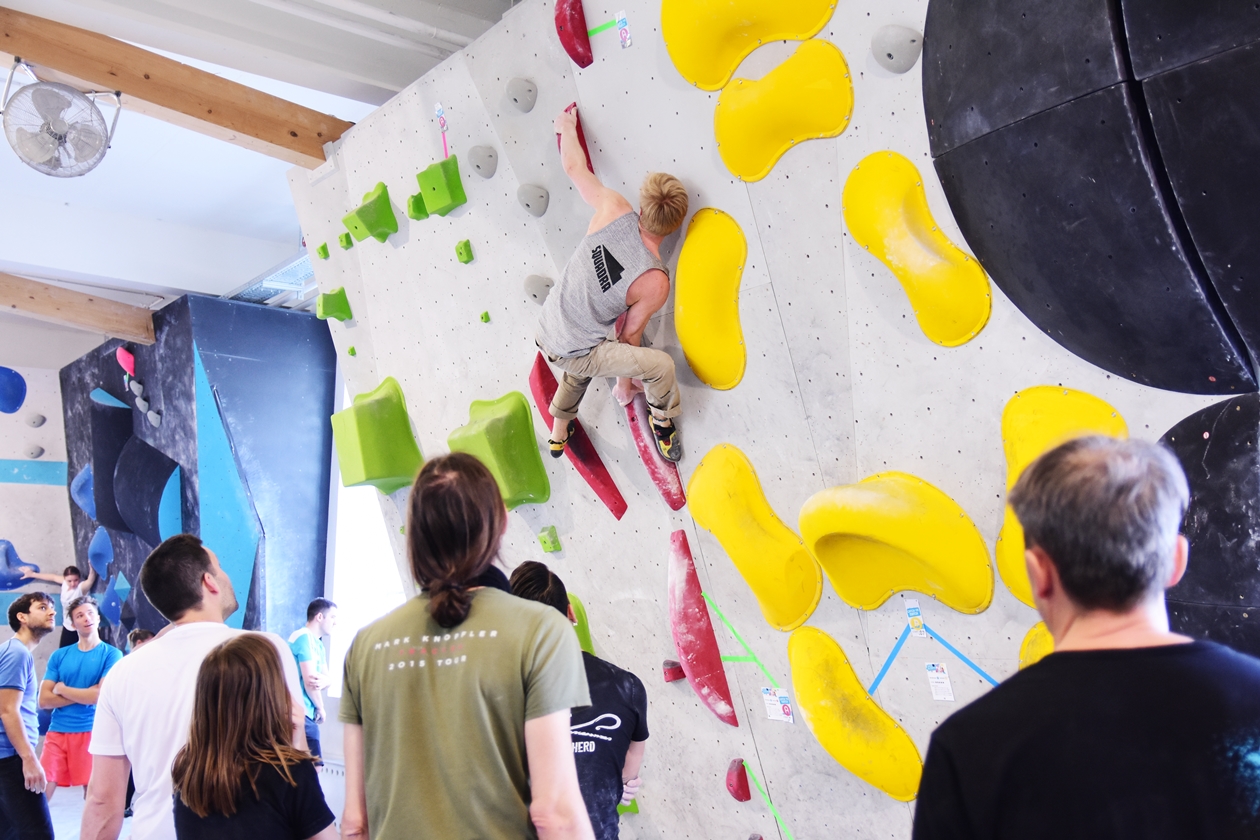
[447,391,549,508]
[330,377,423,494]
[343,182,398,243]
[416,156,467,217]
[316,287,353,322]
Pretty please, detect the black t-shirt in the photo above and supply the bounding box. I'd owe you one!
[914,641,1260,840]
[571,652,649,840]
[174,759,334,840]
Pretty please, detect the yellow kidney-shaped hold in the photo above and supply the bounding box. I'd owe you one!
[843,151,991,346]
[1019,622,1054,670]
[999,387,1128,606]
[789,626,923,801]
[675,209,747,390]
[687,444,823,631]
[799,472,993,614]
[714,40,854,182]
[661,0,836,91]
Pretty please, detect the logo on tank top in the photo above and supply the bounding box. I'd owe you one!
[592,245,625,292]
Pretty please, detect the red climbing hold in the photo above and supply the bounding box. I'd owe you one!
[668,530,738,727]
[624,392,686,510]
[554,102,595,174]
[115,347,135,377]
[528,352,628,520]
[554,0,593,68]
[726,759,752,802]
[662,659,686,682]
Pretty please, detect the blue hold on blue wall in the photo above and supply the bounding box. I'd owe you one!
[100,574,123,626]
[70,465,96,519]
[0,540,37,590]
[158,467,182,542]
[0,367,26,414]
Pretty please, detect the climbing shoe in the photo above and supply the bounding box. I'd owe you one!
[650,416,682,463]
[548,420,576,459]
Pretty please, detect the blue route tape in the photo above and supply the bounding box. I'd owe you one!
[867,623,912,695]
[923,623,999,686]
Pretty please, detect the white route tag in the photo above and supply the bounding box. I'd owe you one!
[762,687,794,723]
[906,599,927,638]
[926,663,955,702]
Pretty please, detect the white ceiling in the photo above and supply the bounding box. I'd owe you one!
[0,0,510,369]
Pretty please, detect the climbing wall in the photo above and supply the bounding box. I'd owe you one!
[289,0,1227,835]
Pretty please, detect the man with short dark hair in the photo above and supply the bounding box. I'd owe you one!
[510,561,648,840]
[913,436,1260,840]
[22,564,97,647]
[80,534,306,840]
[38,596,122,802]
[288,598,337,762]
[0,591,57,840]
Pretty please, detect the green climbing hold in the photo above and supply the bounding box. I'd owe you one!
[447,391,549,509]
[339,232,354,250]
[406,193,429,221]
[315,243,329,260]
[539,525,562,554]
[330,377,424,495]
[316,287,353,322]
[342,182,398,243]
[415,156,467,217]
[568,592,594,655]
[480,312,491,323]
[617,799,639,816]
[348,346,357,357]
[456,239,474,264]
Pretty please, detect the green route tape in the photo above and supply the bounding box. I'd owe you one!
[743,760,796,840]
[702,592,779,689]
[587,19,617,35]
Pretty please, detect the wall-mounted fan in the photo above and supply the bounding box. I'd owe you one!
[0,60,121,177]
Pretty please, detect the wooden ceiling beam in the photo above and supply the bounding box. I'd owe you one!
[0,7,353,168]
[0,272,156,344]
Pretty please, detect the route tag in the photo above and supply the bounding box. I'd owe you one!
[616,11,632,48]
[434,103,448,133]
[906,599,927,638]
[762,687,794,723]
[925,663,955,702]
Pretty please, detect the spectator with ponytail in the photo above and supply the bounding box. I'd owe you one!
[339,453,593,840]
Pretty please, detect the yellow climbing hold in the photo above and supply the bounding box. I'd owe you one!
[1019,622,1054,670]
[789,626,922,801]
[843,151,991,347]
[674,209,747,390]
[714,40,854,183]
[999,387,1128,606]
[688,444,822,631]
[799,472,993,614]
[661,0,836,91]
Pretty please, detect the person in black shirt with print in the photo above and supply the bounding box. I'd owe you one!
[914,436,1260,840]
[171,633,336,840]
[511,561,649,840]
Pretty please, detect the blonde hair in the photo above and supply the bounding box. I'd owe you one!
[639,173,688,236]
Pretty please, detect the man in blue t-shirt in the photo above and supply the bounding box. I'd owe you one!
[0,591,57,840]
[39,595,122,801]
[510,562,649,840]
[288,598,337,762]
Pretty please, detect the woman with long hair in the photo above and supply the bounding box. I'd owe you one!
[171,634,337,839]
[339,453,594,840]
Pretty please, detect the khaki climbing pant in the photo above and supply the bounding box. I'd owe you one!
[546,340,681,422]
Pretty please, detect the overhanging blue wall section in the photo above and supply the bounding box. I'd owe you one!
[188,297,336,635]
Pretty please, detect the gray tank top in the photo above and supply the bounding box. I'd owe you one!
[536,213,669,358]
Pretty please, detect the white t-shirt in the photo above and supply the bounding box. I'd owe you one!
[90,622,303,840]
[60,579,88,630]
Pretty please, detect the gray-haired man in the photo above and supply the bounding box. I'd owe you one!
[914,436,1260,840]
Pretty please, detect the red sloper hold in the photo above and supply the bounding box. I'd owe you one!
[624,392,686,510]
[115,347,135,377]
[668,529,738,727]
[662,659,686,682]
[726,758,752,802]
[528,352,628,520]
[554,0,594,68]
[555,102,595,174]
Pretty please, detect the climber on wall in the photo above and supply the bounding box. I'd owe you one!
[535,105,689,463]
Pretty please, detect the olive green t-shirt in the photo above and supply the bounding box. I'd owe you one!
[340,588,590,840]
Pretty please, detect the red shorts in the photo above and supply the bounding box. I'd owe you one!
[40,730,93,787]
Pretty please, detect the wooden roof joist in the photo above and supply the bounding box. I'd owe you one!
[0,6,353,168]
